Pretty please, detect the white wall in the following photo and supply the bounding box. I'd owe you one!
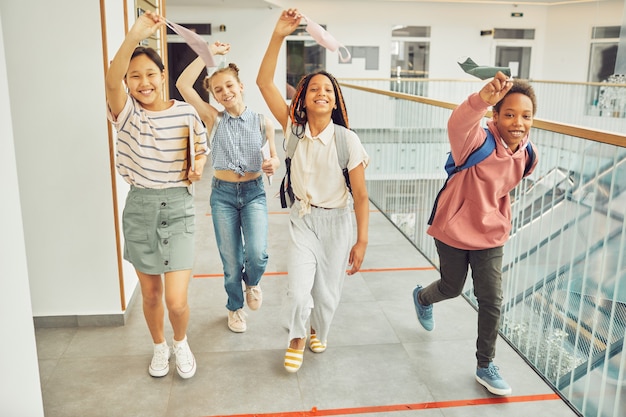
[543,0,624,81]
[0,7,45,417]
[1,0,123,317]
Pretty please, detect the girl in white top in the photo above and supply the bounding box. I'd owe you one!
[257,8,370,373]
[105,11,207,379]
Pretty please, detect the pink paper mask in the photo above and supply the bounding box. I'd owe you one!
[302,15,351,62]
[165,19,216,69]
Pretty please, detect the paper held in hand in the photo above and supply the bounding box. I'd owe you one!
[261,141,273,185]
[187,135,195,195]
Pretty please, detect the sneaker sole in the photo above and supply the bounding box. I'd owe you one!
[149,365,169,378]
[177,361,197,379]
[228,324,246,333]
[475,375,512,396]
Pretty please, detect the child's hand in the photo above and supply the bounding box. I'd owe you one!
[128,10,165,41]
[188,155,206,182]
[347,241,367,275]
[479,71,513,106]
[262,158,277,176]
[274,9,302,37]
[209,41,231,56]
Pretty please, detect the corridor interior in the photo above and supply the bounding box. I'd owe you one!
[34,152,579,417]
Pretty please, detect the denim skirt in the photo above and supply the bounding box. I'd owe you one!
[122,186,195,274]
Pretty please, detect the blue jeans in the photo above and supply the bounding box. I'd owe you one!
[210,176,269,311]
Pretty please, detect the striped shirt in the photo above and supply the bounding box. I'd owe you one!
[211,108,264,176]
[108,95,209,189]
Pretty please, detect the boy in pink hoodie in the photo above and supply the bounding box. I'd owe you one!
[414,71,538,396]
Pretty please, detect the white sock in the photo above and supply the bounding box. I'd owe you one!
[173,335,187,348]
[154,341,168,350]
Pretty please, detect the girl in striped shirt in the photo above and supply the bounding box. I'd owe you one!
[105,11,208,380]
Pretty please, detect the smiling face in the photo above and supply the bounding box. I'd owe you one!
[209,71,244,112]
[492,92,534,152]
[124,54,165,111]
[304,74,336,117]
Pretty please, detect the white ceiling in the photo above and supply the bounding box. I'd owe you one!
[166,0,607,8]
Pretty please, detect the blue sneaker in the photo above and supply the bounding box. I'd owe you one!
[412,285,434,331]
[475,363,512,395]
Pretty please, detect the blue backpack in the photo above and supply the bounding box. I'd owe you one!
[427,128,535,225]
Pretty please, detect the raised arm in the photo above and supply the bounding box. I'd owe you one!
[176,42,230,130]
[105,11,164,117]
[256,9,302,132]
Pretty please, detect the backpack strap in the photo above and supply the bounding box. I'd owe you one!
[279,124,299,208]
[523,141,535,177]
[334,125,352,194]
[428,128,496,225]
[444,129,496,177]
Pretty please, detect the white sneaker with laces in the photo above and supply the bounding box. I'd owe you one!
[228,308,248,332]
[173,337,196,379]
[149,343,171,377]
[245,285,263,310]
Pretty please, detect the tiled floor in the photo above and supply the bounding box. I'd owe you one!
[35,154,580,417]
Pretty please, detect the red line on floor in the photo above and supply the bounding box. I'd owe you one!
[205,209,380,216]
[359,266,435,272]
[203,393,561,417]
[194,266,434,279]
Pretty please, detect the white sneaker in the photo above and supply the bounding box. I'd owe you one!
[148,343,171,377]
[173,337,196,379]
[228,308,247,333]
[245,285,263,310]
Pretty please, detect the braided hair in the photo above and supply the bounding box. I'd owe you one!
[289,70,349,138]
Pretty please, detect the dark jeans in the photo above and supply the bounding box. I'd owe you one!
[419,239,504,368]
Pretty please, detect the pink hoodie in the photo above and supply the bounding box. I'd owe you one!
[427,92,538,250]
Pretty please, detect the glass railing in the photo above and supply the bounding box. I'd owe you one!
[339,79,626,417]
[342,78,626,136]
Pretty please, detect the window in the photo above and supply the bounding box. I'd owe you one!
[493,28,535,40]
[592,26,621,39]
[588,26,619,82]
[390,26,430,79]
[285,24,325,99]
[587,26,623,118]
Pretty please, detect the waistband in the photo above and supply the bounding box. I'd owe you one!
[129,185,190,197]
[211,176,263,189]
